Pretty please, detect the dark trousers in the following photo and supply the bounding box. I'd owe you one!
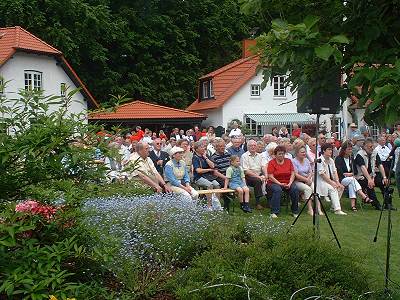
[382,160,392,178]
[358,174,384,208]
[245,174,264,204]
[269,183,299,214]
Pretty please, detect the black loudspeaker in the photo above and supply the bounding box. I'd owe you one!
[297,72,341,114]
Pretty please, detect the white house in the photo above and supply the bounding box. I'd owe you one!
[187,39,363,138]
[0,26,98,116]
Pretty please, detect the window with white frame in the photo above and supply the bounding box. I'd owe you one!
[245,116,262,135]
[331,118,341,136]
[60,83,66,97]
[370,124,380,139]
[24,70,42,91]
[273,75,286,97]
[250,84,261,96]
[200,79,214,100]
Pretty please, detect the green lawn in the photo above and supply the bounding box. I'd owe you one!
[227,188,400,295]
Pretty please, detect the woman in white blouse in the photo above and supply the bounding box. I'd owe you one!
[316,143,347,215]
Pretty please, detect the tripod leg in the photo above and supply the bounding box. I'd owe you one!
[287,193,313,234]
[317,195,342,249]
[385,204,392,294]
[373,201,385,242]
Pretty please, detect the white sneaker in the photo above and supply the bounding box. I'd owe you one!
[334,210,347,215]
[292,213,299,218]
[205,206,213,212]
[270,213,278,218]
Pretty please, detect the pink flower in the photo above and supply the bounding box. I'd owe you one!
[15,200,58,220]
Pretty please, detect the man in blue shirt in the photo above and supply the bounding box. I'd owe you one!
[227,137,245,158]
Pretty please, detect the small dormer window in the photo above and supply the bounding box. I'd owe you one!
[200,79,214,100]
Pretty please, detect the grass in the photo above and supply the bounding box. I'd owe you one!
[225,187,400,296]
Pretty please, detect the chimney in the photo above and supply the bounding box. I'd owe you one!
[242,39,257,58]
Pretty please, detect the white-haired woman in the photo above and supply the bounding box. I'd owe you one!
[262,142,278,173]
[164,146,198,201]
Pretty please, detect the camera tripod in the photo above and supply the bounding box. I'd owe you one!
[287,114,341,248]
[373,159,396,295]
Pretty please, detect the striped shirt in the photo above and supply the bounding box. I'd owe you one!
[211,151,231,175]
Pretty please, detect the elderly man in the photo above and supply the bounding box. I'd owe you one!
[192,141,222,210]
[129,142,171,193]
[242,139,267,209]
[317,133,326,155]
[163,137,177,155]
[229,121,242,137]
[347,123,361,140]
[354,138,389,210]
[262,134,272,146]
[211,139,231,185]
[375,135,392,177]
[149,138,170,176]
[227,136,245,158]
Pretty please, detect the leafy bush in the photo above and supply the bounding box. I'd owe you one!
[0,206,85,299]
[168,227,372,300]
[80,194,226,298]
[0,88,109,201]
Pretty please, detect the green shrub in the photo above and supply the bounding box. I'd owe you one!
[168,228,372,300]
[0,207,85,299]
[0,88,110,202]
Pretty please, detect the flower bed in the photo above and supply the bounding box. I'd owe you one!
[81,194,226,297]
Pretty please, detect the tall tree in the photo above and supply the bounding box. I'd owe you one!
[0,0,256,108]
[240,0,400,125]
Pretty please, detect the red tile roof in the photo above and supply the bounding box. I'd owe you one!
[0,26,61,64]
[187,55,260,111]
[89,100,207,120]
[0,26,99,108]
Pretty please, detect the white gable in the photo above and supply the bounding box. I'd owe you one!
[0,52,87,116]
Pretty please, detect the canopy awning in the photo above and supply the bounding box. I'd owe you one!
[245,113,315,125]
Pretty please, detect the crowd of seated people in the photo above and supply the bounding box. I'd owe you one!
[95,121,400,217]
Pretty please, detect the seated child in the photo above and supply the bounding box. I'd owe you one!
[224,155,252,213]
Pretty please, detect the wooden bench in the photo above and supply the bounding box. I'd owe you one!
[197,188,235,195]
[196,188,237,212]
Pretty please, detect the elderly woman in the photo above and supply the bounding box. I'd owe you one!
[279,137,293,159]
[192,141,222,209]
[176,139,193,175]
[267,145,299,218]
[256,140,265,153]
[207,126,216,140]
[317,143,346,215]
[306,137,317,163]
[335,141,371,211]
[293,146,323,215]
[164,146,198,201]
[279,126,290,138]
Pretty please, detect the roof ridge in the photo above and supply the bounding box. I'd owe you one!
[128,100,206,117]
[201,55,258,79]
